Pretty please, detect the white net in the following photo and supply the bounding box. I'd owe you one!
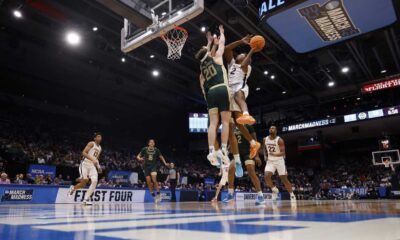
[161,27,188,60]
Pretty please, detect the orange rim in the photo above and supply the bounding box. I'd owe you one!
[160,26,188,40]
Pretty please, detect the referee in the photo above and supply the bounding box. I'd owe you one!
[166,163,180,202]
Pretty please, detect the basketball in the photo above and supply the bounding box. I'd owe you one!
[250,35,265,52]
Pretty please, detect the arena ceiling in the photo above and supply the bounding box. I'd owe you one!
[0,0,399,126]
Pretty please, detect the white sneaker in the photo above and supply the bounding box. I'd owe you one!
[290,193,296,202]
[207,152,220,167]
[67,185,74,198]
[217,150,230,165]
[271,187,279,201]
[83,199,93,205]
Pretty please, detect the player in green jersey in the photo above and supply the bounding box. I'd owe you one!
[137,139,168,203]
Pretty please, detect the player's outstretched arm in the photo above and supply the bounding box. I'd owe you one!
[136,152,144,161]
[224,34,252,63]
[262,137,267,161]
[160,155,168,166]
[240,48,255,73]
[214,25,225,62]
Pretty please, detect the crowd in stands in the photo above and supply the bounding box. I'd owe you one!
[0,108,399,200]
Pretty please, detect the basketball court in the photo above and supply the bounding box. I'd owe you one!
[0,201,400,240]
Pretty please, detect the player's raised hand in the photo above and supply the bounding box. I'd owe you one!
[219,25,224,34]
[213,36,219,45]
[241,34,252,45]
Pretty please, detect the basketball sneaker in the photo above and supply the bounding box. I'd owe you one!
[222,193,234,203]
[207,152,220,167]
[271,187,279,201]
[290,193,296,202]
[216,150,225,168]
[83,199,93,205]
[235,160,243,178]
[249,141,261,159]
[67,185,75,198]
[255,194,266,205]
[236,114,256,125]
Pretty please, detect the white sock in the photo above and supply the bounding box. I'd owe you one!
[233,154,240,162]
[228,188,234,194]
[209,146,215,154]
[243,111,249,115]
[290,192,295,197]
[257,191,263,196]
[250,139,256,147]
[85,179,98,201]
[272,186,278,192]
[221,144,228,155]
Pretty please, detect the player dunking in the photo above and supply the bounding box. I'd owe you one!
[68,133,103,205]
[137,139,168,203]
[263,126,296,201]
[195,25,231,166]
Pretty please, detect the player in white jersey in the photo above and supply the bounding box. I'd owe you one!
[263,126,296,201]
[68,133,102,205]
[211,160,229,202]
[225,34,256,126]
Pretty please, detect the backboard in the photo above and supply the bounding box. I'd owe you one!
[111,0,204,53]
[372,149,400,166]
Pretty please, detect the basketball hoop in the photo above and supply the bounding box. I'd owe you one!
[161,26,188,60]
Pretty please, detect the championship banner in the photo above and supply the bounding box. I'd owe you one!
[235,192,276,201]
[361,76,400,93]
[107,171,136,184]
[56,188,146,203]
[28,164,57,178]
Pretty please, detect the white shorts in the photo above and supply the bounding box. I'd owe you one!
[230,84,249,112]
[80,160,98,182]
[264,159,287,176]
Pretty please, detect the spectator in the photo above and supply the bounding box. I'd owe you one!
[0,172,11,184]
[26,173,35,184]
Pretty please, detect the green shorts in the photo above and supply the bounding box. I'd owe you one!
[144,164,157,177]
[239,151,255,166]
[206,85,230,113]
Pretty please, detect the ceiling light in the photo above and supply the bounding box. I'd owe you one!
[92,27,98,32]
[161,12,167,16]
[256,87,261,91]
[65,31,81,46]
[282,91,287,94]
[150,55,155,59]
[270,75,275,80]
[152,70,160,77]
[341,66,350,73]
[177,11,182,15]
[201,26,206,32]
[263,70,269,75]
[357,97,361,100]
[13,10,22,19]
[328,81,335,87]
[121,57,126,62]
[381,69,387,73]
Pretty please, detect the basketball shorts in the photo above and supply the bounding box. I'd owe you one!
[230,84,249,112]
[80,160,98,182]
[206,85,230,113]
[264,159,287,176]
[239,152,255,166]
[144,164,157,177]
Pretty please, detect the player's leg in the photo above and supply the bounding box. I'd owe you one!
[264,161,279,200]
[68,162,89,197]
[244,157,265,204]
[212,184,223,202]
[83,166,98,205]
[233,112,261,159]
[150,172,161,202]
[277,160,296,201]
[220,110,231,156]
[207,109,220,166]
[234,88,255,125]
[223,161,236,203]
[229,122,243,177]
